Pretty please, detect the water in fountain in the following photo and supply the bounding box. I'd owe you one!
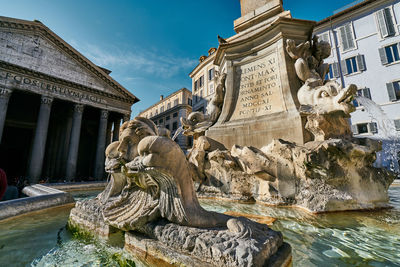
[172,126,184,141]
[355,96,400,173]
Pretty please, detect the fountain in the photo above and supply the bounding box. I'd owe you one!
[355,96,400,173]
[66,1,397,266]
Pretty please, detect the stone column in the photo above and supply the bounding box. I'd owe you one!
[105,120,113,147]
[94,109,109,180]
[28,95,53,184]
[112,117,121,142]
[0,87,12,143]
[65,104,85,181]
[123,113,131,122]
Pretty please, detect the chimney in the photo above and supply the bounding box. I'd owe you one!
[160,95,164,101]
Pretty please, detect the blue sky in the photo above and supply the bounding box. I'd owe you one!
[1,0,356,116]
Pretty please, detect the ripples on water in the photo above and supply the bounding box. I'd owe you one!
[201,186,400,266]
[0,188,399,266]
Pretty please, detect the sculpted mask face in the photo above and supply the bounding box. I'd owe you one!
[117,118,157,162]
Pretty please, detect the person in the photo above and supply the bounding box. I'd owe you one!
[0,169,18,201]
[0,168,7,200]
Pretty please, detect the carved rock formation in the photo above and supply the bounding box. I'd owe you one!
[68,117,290,267]
[194,138,395,212]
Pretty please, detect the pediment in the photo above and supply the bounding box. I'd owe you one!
[0,17,137,103]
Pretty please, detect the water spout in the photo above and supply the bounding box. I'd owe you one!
[355,96,400,173]
[172,126,184,141]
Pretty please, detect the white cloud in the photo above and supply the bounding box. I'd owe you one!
[69,40,197,78]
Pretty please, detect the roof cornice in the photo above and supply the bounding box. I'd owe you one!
[315,0,392,29]
[139,87,191,114]
[189,53,216,78]
[0,16,139,104]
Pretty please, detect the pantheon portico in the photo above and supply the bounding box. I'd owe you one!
[0,16,139,183]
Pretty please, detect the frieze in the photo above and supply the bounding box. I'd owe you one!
[0,70,107,105]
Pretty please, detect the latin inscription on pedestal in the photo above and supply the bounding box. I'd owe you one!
[230,52,285,120]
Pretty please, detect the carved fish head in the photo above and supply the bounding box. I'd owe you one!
[180,112,206,136]
[299,80,357,115]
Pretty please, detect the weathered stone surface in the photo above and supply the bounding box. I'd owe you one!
[195,138,395,213]
[125,218,289,267]
[68,116,289,266]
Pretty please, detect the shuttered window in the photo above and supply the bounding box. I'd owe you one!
[368,122,378,134]
[353,88,371,107]
[376,8,396,38]
[341,55,365,75]
[379,43,400,65]
[352,123,378,135]
[319,33,330,44]
[387,81,400,101]
[329,62,338,78]
[338,23,355,51]
[394,119,400,131]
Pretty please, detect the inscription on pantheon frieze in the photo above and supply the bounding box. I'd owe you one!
[230,52,285,120]
[0,70,106,105]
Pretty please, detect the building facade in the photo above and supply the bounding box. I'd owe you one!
[138,88,192,150]
[0,16,138,183]
[314,0,400,171]
[189,47,218,113]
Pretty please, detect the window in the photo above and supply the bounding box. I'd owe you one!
[208,68,214,81]
[338,23,355,51]
[394,119,400,131]
[160,106,164,113]
[376,8,395,38]
[379,43,400,65]
[165,124,170,130]
[341,55,365,75]
[199,75,204,87]
[209,84,215,94]
[159,119,163,124]
[326,62,340,79]
[150,112,152,117]
[167,103,171,109]
[319,32,330,44]
[387,81,400,101]
[173,112,178,118]
[351,122,378,135]
[353,88,371,107]
[188,98,192,105]
[174,99,179,106]
[194,80,198,91]
[166,115,170,121]
[172,121,178,131]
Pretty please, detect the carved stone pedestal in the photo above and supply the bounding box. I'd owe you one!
[69,198,292,267]
[305,113,352,141]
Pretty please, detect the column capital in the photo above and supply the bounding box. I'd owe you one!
[100,109,109,119]
[0,87,13,99]
[123,113,131,122]
[73,103,85,114]
[40,95,53,106]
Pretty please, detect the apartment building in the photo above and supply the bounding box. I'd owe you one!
[138,88,192,151]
